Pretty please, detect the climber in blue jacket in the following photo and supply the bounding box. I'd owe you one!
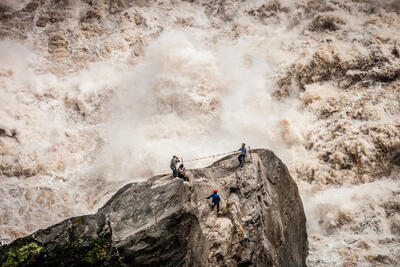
[207,189,221,214]
[238,143,247,169]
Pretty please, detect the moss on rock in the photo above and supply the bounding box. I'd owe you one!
[65,237,111,265]
[2,242,43,267]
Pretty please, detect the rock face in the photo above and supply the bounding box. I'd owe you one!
[0,149,307,266]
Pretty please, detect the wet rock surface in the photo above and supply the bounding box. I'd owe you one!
[0,149,307,266]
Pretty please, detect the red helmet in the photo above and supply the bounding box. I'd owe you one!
[213,189,218,193]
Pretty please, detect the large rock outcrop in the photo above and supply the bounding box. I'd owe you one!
[0,149,307,266]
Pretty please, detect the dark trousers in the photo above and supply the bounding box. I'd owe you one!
[171,167,177,177]
[178,172,188,180]
[212,202,220,213]
[238,154,245,168]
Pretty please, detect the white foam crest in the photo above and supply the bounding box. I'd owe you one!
[0,0,29,11]
[91,30,313,182]
[302,178,400,265]
[1,1,399,264]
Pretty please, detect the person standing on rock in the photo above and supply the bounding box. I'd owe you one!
[238,143,247,169]
[207,189,221,214]
[170,155,180,178]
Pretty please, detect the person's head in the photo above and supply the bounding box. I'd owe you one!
[242,143,245,148]
[173,155,176,158]
[213,189,218,193]
[179,164,184,168]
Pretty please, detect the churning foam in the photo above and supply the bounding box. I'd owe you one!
[1,0,399,265]
[0,30,312,242]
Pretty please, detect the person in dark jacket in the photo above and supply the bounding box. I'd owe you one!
[178,164,189,181]
[238,143,247,169]
[207,189,221,214]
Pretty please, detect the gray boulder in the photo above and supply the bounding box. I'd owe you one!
[0,149,308,266]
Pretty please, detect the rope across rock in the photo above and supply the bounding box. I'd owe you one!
[183,145,252,163]
[171,144,251,180]
[184,151,238,162]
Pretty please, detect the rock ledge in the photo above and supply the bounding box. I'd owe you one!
[0,149,308,266]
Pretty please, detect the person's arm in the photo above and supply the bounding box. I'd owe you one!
[206,194,212,199]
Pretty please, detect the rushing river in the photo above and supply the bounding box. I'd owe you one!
[0,0,399,265]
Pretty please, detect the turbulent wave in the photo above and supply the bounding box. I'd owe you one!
[0,0,399,265]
